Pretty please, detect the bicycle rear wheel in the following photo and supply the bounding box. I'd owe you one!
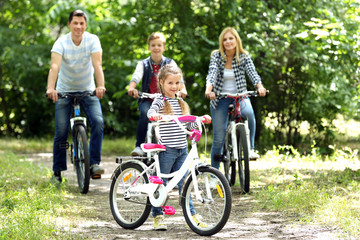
[109,162,151,229]
[74,125,90,194]
[181,166,232,236]
[237,125,250,193]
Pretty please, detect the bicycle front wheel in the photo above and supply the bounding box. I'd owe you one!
[109,162,151,229]
[181,166,232,236]
[222,130,236,186]
[237,125,250,193]
[222,144,236,186]
[74,125,90,194]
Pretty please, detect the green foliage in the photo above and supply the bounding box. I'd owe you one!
[0,152,83,239]
[0,0,359,152]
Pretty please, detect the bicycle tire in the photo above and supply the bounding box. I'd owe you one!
[237,125,250,193]
[181,166,232,236]
[74,125,90,194]
[109,162,151,229]
[222,140,236,186]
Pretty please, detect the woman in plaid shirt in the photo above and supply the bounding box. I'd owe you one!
[205,27,267,169]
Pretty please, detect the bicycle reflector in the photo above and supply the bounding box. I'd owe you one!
[123,174,132,182]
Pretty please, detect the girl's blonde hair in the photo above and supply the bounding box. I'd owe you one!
[157,64,190,115]
[211,27,247,63]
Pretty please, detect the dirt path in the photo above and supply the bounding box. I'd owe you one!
[27,153,342,240]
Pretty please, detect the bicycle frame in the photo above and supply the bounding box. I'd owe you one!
[145,121,159,159]
[222,92,252,162]
[120,116,210,207]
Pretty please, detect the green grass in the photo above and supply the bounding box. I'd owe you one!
[250,145,360,238]
[0,152,87,239]
[0,135,212,156]
[0,130,359,238]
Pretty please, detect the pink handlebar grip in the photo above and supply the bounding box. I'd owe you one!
[201,116,211,124]
[149,115,162,121]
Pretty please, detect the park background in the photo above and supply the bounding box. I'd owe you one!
[1,0,359,154]
[1,0,360,239]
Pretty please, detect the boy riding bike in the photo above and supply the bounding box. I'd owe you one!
[127,32,188,156]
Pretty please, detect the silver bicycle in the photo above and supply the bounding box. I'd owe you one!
[109,115,232,236]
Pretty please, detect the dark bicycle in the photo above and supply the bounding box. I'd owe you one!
[218,90,267,194]
[58,91,96,194]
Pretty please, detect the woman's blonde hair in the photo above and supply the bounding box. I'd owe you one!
[211,27,247,63]
[157,64,190,115]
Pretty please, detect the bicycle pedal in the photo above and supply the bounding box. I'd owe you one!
[91,174,101,179]
[149,176,163,184]
[163,206,175,215]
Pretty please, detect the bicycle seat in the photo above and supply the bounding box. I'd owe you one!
[141,143,166,153]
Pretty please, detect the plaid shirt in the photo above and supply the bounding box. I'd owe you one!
[206,51,262,109]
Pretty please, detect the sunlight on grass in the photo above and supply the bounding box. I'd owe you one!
[251,145,360,238]
[0,152,88,239]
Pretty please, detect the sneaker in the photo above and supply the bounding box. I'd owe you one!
[51,171,62,184]
[131,146,144,156]
[90,164,105,176]
[192,214,207,228]
[153,215,167,231]
[249,149,259,160]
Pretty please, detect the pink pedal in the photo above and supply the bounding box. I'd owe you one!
[163,206,175,215]
[149,176,163,184]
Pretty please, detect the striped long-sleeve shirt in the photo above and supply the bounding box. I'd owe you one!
[147,97,195,149]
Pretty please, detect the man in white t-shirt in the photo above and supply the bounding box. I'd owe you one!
[46,9,106,184]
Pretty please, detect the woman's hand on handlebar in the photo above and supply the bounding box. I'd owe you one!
[128,88,139,98]
[205,91,216,100]
[46,88,58,103]
[257,87,267,97]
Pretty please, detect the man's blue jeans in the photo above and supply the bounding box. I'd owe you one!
[53,94,103,172]
[152,147,195,217]
[135,99,152,147]
[210,97,256,169]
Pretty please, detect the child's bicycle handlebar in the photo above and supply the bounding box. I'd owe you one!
[149,115,210,142]
[148,115,209,124]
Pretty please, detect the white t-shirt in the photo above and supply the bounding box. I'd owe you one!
[221,68,237,94]
[51,32,102,92]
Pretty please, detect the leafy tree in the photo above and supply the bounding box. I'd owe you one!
[0,0,359,153]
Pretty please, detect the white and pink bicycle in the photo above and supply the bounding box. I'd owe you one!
[109,115,232,236]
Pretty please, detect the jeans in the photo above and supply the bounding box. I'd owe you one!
[53,94,103,172]
[152,147,195,217]
[210,97,256,169]
[135,99,152,147]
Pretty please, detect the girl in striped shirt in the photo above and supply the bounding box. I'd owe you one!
[147,64,211,230]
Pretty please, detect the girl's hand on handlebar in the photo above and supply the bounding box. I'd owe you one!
[96,86,106,99]
[149,114,163,121]
[201,114,212,124]
[128,88,139,98]
[46,88,58,103]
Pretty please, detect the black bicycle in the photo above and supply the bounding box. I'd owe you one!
[218,91,266,193]
[58,91,96,194]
